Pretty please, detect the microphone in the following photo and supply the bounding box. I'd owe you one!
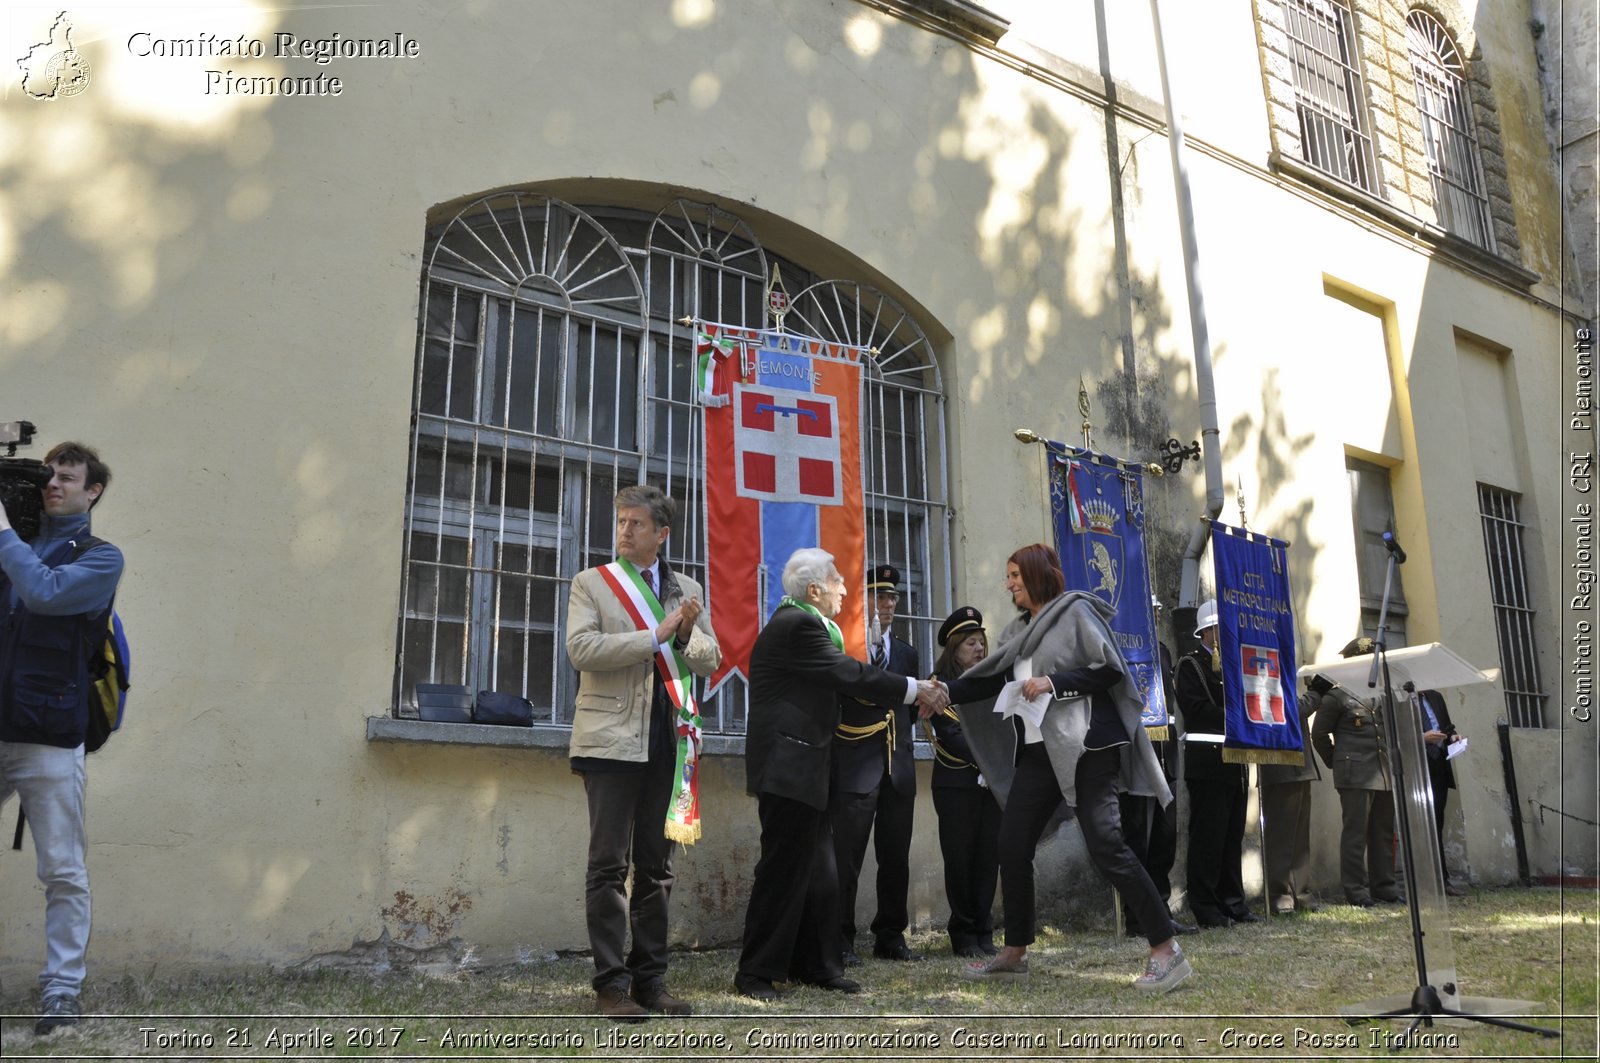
[1381,531,1407,564]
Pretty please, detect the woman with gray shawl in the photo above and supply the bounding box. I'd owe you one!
[941,544,1191,993]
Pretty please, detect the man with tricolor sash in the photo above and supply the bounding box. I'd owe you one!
[567,485,721,1021]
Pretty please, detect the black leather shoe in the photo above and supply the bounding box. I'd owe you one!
[952,943,984,958]
[976,940,999,956]
[734,974,779,1002]
[803,976,861,993]
[842,949,863,968]
[1195,915,1234,929]
[1349,897,1376,908]
[1232,911,1264,924]
[872,941,922,961]
[1170,921,1200,935]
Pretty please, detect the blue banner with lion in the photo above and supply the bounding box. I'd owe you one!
[1047,443,1168,735]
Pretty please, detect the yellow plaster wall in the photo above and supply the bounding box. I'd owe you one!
[0,0,1583,975]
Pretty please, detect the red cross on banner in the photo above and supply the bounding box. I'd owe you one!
[734,387,843,505]
[1240,644,1287,725]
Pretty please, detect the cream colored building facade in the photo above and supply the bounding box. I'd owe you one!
[1,0,1592,974]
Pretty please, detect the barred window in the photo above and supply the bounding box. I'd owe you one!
[1477,485,1548,728]
[396,192,950,733]
[1284,0,1380,193]
[1405,11,1494,248]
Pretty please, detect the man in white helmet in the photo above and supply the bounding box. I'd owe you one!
[1174,600,1259,928]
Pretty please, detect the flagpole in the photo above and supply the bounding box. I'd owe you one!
[1147,0,1225,622]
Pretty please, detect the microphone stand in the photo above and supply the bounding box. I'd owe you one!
[1360,534,1556,1045]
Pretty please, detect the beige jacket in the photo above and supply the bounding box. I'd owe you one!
[566,562,721,762]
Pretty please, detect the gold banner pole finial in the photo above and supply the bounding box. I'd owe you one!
[765,265,790,333]
[1077,378,1093,450]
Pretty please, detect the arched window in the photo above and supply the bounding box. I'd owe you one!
[1405,10,1494,248]
[397,192,950,734]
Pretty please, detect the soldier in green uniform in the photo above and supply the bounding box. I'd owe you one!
[1309,637,1398,907]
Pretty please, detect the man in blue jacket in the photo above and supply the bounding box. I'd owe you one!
[0,442,124,1035]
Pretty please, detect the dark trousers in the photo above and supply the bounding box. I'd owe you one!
[1117,790,1177,933]
[999,744,1172,949]
[1428,760,1453,883]
[830,776,913,946]
[738,793,845,984]
[580,759,676,991]
[1262,780,1314,911]
[933,786,1002,948]
[1337,787,1397,902]
[1185,775,1248,923]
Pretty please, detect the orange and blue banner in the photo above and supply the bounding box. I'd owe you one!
[1046,442,1169,734]
[700,321,867,691]
[1210,521,1305,765]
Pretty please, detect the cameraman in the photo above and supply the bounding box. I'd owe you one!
[0,442,123,1035]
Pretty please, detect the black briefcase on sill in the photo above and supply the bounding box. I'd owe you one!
[415,682,473,724]
[473,690,535,727]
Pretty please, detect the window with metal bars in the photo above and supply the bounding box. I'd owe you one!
[1283,0,1381,194]
[1476,484,1548,728]
[1404,10,1494,248]
[396,192,950,734]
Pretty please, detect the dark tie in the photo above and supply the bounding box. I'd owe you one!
[642,568,655,596]
[872,638,885,667]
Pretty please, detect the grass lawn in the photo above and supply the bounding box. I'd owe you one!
[2,885,1594,1059]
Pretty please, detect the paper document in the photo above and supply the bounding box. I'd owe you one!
[1446,737,1468,761]
[993,680,1049,729]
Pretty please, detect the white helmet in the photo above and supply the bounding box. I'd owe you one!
[1194,599,1219,636]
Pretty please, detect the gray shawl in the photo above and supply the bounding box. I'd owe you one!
[956,590,1173,812]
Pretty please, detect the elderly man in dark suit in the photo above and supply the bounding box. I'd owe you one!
[734,549,945,1001]
[832,563,922,964]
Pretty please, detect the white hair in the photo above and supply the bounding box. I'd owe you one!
[782,548,837,600]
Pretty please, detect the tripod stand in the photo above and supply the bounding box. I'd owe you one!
[1309,534,1557,1046]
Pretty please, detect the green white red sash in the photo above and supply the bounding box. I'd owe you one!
[597,558,704,844]
[779,595,844,652]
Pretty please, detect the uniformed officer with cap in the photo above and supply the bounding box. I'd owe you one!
[926,605,1002,956]
[831,563,922,962]
[1310,637,1399,907]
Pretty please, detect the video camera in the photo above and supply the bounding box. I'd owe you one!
[0,421,51,541]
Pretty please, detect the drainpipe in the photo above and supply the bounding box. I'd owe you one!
[1148,0,1223,636]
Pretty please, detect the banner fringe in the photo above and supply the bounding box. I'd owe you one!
[1222,746,1306,766]
[664,821,702,845]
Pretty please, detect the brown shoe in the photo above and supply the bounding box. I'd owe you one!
[632,979,693,1016]
[597,983,650,1023]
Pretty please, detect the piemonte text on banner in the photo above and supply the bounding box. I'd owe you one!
[1047,442,1169,736]
[1209,521,1306,765]
[699,320,868,691]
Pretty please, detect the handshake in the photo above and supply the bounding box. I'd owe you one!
[915,679,950,718]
